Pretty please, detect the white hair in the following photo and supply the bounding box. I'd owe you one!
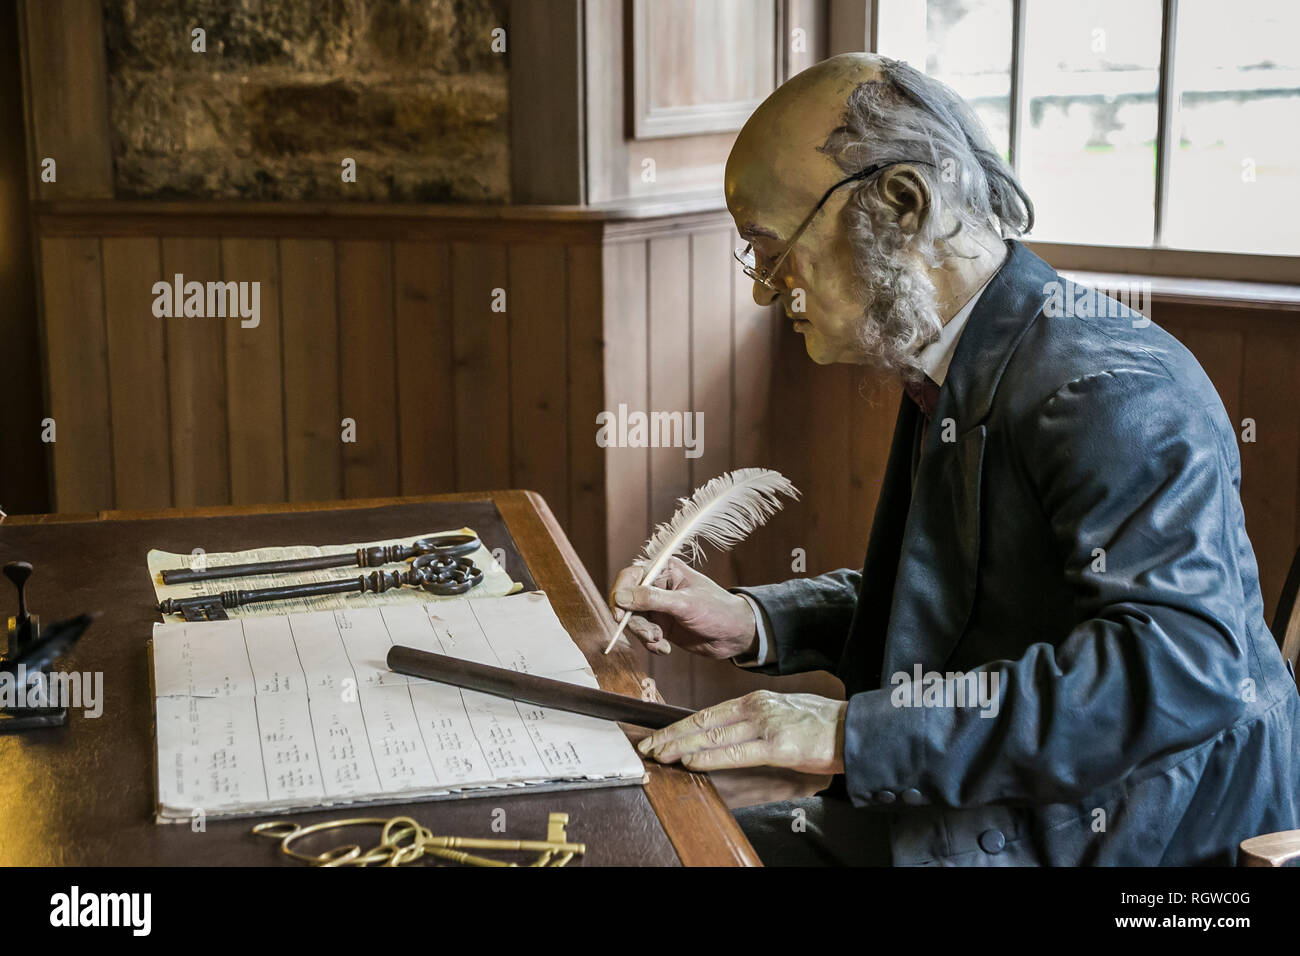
[819,57,1034,384]
[819,57,1034,250]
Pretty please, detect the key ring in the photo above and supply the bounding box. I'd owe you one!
[252,812,586,866]
[254,817,392,865]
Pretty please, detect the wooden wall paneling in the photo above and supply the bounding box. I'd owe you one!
[782,0,830,78]
[1239,324,1300,620]
[18,0,113,199]
[630,0,778,139]
[583,0,747,204]
[729,233,783,589]
[1159,305,1245,437]
[566,242,609,587]
[279,239,342,502]
[848,379,898,563]
[451,242,512,491]
[647,236,694,523]
[1190,330,1245,429]
[393,240,456,496]
[0,0,46,514]
[688,229,737,586]
[222,238,285,504]
[828,0,873,57]
[508,243,571,529]
[337,239,399,499]
[646,235,694,706]
[600,238,649,633]
[770,360,861,580]
[38,237,113,511]
[160,237,229,508]
[101,237,170,510]
[509,0,585,204]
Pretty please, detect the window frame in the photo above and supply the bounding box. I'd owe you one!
[849,0,1300,282]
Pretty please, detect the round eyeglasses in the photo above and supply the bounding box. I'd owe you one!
[734,159,932,291]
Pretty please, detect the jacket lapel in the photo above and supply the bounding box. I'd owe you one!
[880,240,1057,677]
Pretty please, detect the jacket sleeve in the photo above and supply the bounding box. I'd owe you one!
[730,568,862,676]
[843,368,1256,808]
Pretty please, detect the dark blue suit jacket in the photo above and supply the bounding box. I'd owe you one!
[737,240,1300,865]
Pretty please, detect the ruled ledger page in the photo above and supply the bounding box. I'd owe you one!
[150,591,646,821]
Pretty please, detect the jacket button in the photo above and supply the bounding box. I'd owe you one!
[901,788,924,806]
[979,829,1006,854]
[874,790,897,805]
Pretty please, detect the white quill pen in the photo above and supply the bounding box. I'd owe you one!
[603,468,800,654]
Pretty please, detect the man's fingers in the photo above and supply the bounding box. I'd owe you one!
[636,696,751,753]
[609,566,644,618]
[680,740,771,772]
[652,721,761,763]
[613,582,687,618]
[644,635,671,655]
[625,613,664,646]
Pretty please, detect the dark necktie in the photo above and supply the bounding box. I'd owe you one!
[903,375,941,419]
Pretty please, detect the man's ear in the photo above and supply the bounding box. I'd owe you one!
[876,164,931,234]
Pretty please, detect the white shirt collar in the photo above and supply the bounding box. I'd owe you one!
[915,266,1000,386]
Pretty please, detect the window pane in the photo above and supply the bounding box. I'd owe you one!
[1164,0,1300,254]
[1019,0,1163,245]
[876,0,1012,160]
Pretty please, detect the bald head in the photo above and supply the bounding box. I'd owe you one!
[722,54,1030,376]
[726,53,888,243]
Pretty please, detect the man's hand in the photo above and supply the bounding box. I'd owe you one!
[609,556,758,658]
[637,690,848,775]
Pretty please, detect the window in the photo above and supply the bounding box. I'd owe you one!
[875,0,1300,256]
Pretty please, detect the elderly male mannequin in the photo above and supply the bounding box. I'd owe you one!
[610,53,1300,866]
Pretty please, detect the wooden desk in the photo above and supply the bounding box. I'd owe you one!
[0,491,759,866]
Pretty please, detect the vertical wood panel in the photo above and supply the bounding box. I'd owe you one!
[39,237,113,511]
[0,1,47,514]
[849,379,899,563]
[337,239,398,499]
[509,243,570,527]
[393,240,456,495]
[19,0,113,199]
[730,231,781,589]
[161,237,229,507]
[451,242,512,490]
[280,238,342,502]
[222,238,285,504]
[509,0,584,203]
[1240,329,1300,619]
[646,235,694,706]
[647,236,693,523]
[602,239,650,593]
[102,237,170,509]
[689,230,736,585]
[567,243,609,587]
[1179,326,1244,430]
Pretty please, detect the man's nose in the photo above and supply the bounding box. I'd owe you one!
[752,280,780,307]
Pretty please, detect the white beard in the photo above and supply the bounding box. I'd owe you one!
[849,211,944,384]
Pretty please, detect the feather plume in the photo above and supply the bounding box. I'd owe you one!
[604,468,800,653]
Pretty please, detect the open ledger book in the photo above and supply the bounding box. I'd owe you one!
[150,591,647,822]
